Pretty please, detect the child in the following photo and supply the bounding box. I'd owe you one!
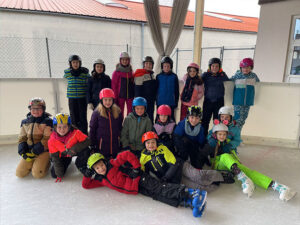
[134,56,157,122]
[180,63,204,121]
[48,113,91,182]
[207,123,297,201]
[153,104,176,153]
[120,97,152,158]
[89,88,123,159]
[82,151,207,218]
[230,58,260,129]
[207,106,242,152]
[201,58,229,136]
[112,52,134,116]
[87,59,111,110]
[156,56,179,122]
[173,106,209,169]
[64,55,90,134]
[16,97,52,179]
[140,131,234,192]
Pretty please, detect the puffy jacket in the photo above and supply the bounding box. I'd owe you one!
[181,74,204,106]
[87,73,111,107]
[134,69,157,102]
[231,70,260,106]
[201,70,229,102]
[18,112,53,156]
[89,104,123,158]
[121,112,152,151]
[64,67,90,98]
[156,72,179,107]
[153,120,176,152]
[82,151,141,195]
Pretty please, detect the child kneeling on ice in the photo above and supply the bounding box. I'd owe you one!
[140,131,234,192]
[207,122,297,201]
[82,151,207,218]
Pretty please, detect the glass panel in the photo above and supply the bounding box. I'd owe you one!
[290,46,300,75]
[294,19,300,40]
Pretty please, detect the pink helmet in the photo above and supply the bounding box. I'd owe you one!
[99,88,115,100]
[240,58,254,68]
[157,105,171,116]
[187,62,200,72]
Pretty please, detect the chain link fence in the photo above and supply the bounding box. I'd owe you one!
[0,37,254,78]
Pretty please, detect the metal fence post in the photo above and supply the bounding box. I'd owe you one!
[45,38,52,78]
[176,48,179,74]
[220,46,224,63]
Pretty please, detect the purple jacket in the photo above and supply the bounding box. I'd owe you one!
[89,104,123,158]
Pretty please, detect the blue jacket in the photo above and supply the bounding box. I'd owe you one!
[207,122,241,153]
[230,70,260,106]
[156,72,179,107]
[201,70,229,102]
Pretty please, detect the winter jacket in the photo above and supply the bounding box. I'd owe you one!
[111,64,134,103]
[134,69,157,102]
[153,120,176,152]
[64,67,90,98]
[207,122,241,153]
[48,129,90,177]
[89,104,123,158]
[82,151,141,195]
[181,74,204,106]
[230,70,260,106]
[201,70,229,102]
[87,72,111,107]
[156,72,179,107]
[121,112,152,151]
[18,112,53,156]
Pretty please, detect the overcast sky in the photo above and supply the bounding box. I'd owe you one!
[128,0,261,17]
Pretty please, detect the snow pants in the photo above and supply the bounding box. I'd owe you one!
[68,98,88,134]
[233,105,250,129]
[118,98,133,116]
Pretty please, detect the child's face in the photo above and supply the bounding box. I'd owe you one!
[120,58,130,66]
[188,115,201,126]
[159,114,168,123]
[162,63,171,73]
[144,62,153,71]
[210,63,220,74]
[135,106,145,116]
[145,139,157,152]
[71,60,80,70]
[188,68,198,78]
[220,114,231,122]
[242,66,252,75]
[216,131,227,142]
[95,64,104,74]
[93,160,107,175]
[56,124,70,136]
[102,98,113,108]
[30,106,44,118]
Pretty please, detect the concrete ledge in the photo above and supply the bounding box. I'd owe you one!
[0,134,18,145]
[242,135,300,149]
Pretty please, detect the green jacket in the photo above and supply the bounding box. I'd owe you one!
[121,112,152,151]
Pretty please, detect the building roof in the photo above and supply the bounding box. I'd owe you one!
[0,0,259,33]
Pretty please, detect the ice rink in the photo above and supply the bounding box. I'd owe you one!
[0,144,299,225]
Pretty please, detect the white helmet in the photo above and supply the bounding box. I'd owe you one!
[218,106,234,116]
[212,123,228,133]
[119,51,130,59]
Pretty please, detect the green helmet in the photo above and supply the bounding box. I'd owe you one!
[87,153,105,169]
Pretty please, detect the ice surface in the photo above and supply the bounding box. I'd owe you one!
[1,144,300,225]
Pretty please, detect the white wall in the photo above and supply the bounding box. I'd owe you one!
[1,78,299,148]
[254,0,300,82]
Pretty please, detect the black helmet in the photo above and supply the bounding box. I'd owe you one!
[143,56,154,66]
[208,58,221,68]
[69,55,82,67]
[187,105,202,119]
[161,56,173,69]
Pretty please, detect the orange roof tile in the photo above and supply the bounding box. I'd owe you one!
[0,0,258,32]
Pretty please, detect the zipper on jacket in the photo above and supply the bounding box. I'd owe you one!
[104,176,137,193]
[108,111,113,155]
[244,78,247,105]
[127,72,128,99]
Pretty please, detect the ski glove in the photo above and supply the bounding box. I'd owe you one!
[128,168,142,179]
[32,142,44,155]
[22,152,36,162]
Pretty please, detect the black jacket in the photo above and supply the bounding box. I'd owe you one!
[87,73,111,107]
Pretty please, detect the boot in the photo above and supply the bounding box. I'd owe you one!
[272,181,297,201]
[237,171,255,197]
[182,188,207,218]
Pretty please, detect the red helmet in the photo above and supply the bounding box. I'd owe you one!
[157,105,171,116]
[99,88,115,100]
[240,58,254,68]
[187,62,200,72]
[142,131,158,144]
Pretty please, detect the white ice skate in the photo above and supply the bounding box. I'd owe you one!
[237,172,255,198]
[278,186,297,201]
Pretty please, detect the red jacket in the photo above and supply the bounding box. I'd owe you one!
[82,151,141,195]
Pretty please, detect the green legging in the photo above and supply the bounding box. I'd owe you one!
[212,152,272,189]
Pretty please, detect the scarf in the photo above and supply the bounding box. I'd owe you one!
[116,63,132,73]
[184,119,201,136]
[181,75,202,102]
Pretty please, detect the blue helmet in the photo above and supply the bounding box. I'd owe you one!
[132,97,147,111]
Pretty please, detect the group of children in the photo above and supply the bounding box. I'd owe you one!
[16,53,297,219]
